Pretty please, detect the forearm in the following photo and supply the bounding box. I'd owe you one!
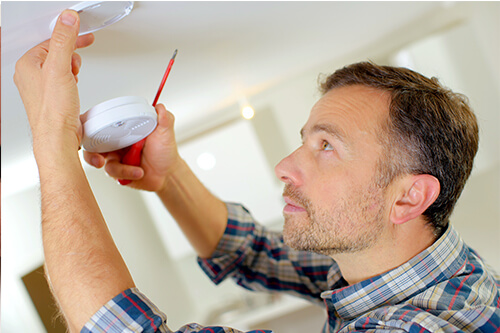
[37,147,135,332]
[156,158,228,258]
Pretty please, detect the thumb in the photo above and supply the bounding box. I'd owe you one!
[155,104,175,135]
[146,104,177,150]
[45,10,80,75]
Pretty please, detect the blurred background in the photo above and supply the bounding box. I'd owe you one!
[1,1,499,332]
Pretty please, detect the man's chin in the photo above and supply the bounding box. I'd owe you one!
[283,228,313,251]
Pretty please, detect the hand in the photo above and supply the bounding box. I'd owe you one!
[14,10,94,158]
[83,103,183,192]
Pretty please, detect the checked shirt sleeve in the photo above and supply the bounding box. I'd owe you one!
[198,203,342,305]
[82,288,273,333]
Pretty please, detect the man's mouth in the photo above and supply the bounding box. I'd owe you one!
[283,196,307,213]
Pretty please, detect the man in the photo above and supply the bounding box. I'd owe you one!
[14,10,500,333]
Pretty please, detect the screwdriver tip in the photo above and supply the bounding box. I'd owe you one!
[172,49,178,59]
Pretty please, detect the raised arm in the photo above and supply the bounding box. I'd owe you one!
[14,11,135,331]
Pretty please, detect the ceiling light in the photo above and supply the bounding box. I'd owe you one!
[50,1,134,36]
[197,152,217,171]
[241,106,255,120]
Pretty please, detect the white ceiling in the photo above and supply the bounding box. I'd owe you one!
[2,1,442,173]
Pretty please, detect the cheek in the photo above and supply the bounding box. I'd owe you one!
[312,167,373,209]
[312,174,349,206]
[318,165,354,190]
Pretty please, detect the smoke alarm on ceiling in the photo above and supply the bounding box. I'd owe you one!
[81,96,157,153]
[50,1,134,36]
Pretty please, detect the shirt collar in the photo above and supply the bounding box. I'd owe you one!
[321,225,468,321]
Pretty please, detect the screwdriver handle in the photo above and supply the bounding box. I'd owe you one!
[117,138,146,185]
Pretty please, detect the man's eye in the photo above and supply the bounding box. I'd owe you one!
[321,141,334,151]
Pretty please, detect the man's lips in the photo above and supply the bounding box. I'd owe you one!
[283,196,306,213]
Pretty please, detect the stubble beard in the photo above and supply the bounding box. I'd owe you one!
[282,183,386,256]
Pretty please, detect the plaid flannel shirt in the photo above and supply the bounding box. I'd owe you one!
[84,203,500,332]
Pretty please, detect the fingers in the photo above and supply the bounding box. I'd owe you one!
[83,151,106,168]
[83,150,144,181]
[72,34,95,83]
[71,53,82,76]
[76,33,95,49]
[105,153,144,181]
[45,10,80,76]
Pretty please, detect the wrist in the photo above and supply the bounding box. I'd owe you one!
[30,107,82,157]
[155,156,189,197]
[32,132,81,167]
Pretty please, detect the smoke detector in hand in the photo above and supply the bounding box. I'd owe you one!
[81,96,157,153]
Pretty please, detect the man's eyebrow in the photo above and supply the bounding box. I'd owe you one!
[300,123,348,144]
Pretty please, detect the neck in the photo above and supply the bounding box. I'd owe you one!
[332,219,436,285]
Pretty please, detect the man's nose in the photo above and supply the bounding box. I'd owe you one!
[274,149,302,186]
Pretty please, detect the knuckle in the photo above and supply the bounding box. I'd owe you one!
[167,111,175,123]
[162,110,175,128]
[14,49,49,86]
[83,152,95,164]
[50,30,72,49]
[14,57,24,72]
[13,71,20,86]
[104,162,117,176]
[14,57,28,81]
[14,60,33,87]
[82,152,91,163]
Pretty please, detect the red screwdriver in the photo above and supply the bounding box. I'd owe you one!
[118,49,178,185]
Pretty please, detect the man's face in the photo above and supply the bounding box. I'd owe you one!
[275,85,393,256]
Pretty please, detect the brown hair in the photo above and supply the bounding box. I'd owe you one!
[320,62,479,237]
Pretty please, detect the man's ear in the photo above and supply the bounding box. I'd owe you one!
[390,174,440,225]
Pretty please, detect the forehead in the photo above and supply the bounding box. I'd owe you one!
[303,85,391,142]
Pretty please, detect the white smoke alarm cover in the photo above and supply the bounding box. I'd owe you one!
[50,1,134,36]
[81,96,157,153]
